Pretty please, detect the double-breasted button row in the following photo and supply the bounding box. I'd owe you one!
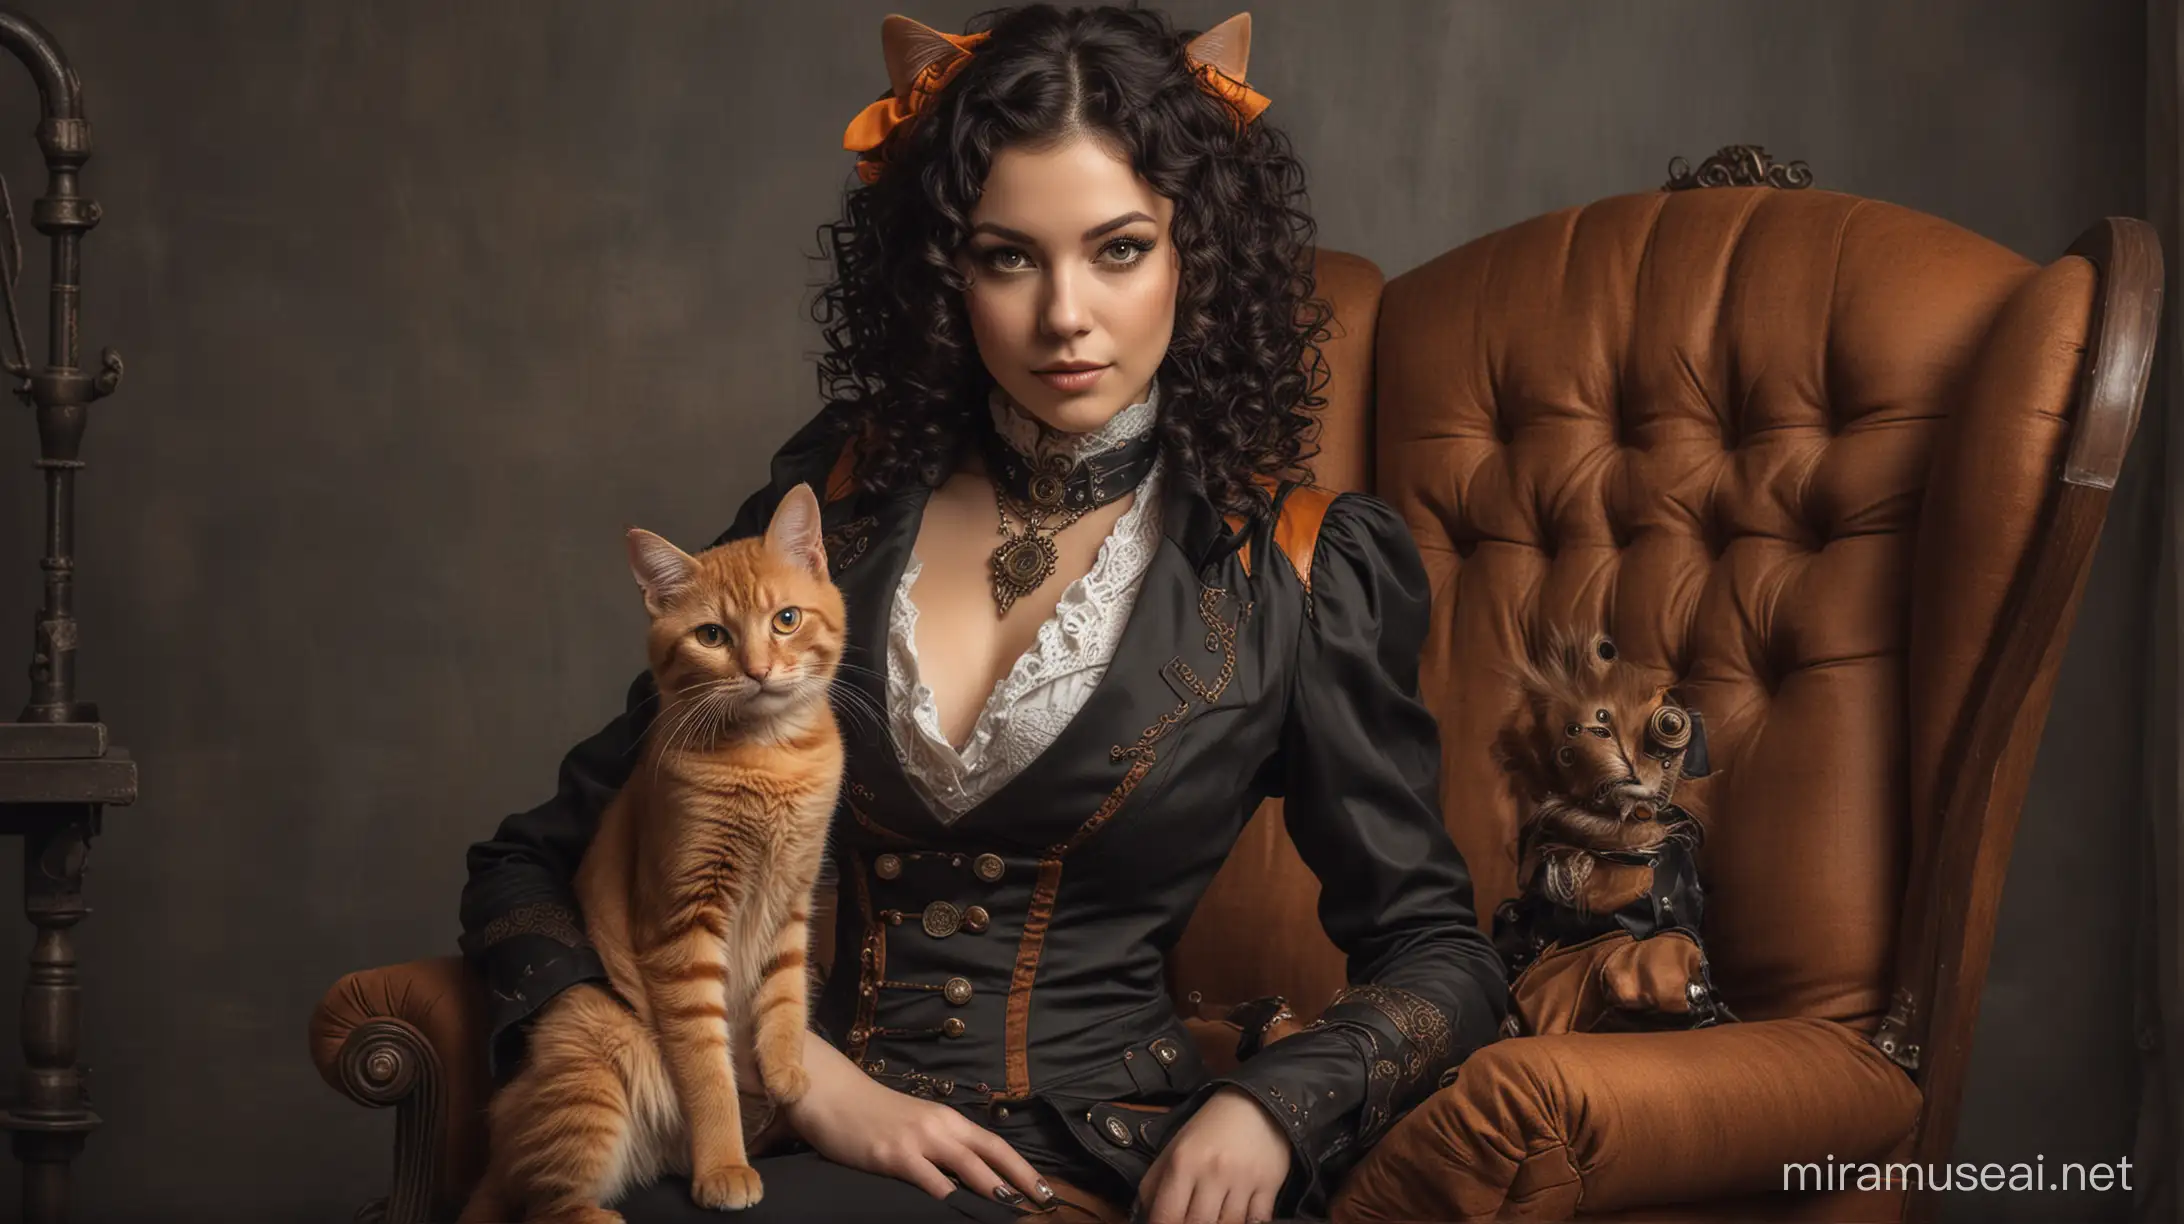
[871,851,1006,884]
[869,976,973,1006]
[877,901,987,936]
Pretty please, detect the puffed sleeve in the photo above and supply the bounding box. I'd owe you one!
[457,476,795,1082]
[1186,491,1509,1217]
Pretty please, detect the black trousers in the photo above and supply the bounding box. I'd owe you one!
[614,1100,1133,1223]
[616,1152,1019,1223]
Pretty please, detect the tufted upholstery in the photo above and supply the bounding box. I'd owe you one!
[1167,187,2157,1222]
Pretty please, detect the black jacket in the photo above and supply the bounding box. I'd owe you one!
[457,404,1510,1218]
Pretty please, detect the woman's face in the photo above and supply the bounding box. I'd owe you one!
[957,134,1180,435]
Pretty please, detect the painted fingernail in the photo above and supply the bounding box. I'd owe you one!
[993,1185,1026,1205]
[1036,1179,1054,1200]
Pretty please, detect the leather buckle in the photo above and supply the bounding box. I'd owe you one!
[1222,995,1293,1061]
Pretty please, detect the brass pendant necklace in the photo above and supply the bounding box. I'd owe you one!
[979,394,1161,617]
[989,454,1086,616]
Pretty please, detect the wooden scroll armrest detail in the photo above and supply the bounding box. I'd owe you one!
[310,956,489,1224]
[334,1019,445,1224]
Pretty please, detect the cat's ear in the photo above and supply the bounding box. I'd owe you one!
[764,483,828,578]
[881,14,972,100]
[1185,13,1252,84]
[626,527,696,616]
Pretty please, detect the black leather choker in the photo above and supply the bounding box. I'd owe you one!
[981,423,1161,515]
[980,419,1160,616]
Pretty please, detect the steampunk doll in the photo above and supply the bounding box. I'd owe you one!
[457,8,1508,1223]
[1489,630,1736,1038]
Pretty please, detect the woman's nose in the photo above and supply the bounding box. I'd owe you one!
[1040,266,1089,338]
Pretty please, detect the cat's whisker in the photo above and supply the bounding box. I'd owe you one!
[825,676,887,736]
[650,679,742,781]
[628,678,739,761]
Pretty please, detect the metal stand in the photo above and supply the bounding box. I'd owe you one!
[0,12,133,1224]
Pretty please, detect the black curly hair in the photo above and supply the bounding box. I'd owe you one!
[811,4,1333,521]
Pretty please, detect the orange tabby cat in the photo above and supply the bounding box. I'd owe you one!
[460,483,846,1223]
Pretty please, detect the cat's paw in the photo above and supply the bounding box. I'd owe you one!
[691,1161,764,1211]
[762,1059,811,1106]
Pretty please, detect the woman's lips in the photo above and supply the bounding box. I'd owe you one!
[1033,364,1110,393]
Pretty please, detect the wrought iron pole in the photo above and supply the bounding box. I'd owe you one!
[0,14,131,1224]
[0,9,121,726]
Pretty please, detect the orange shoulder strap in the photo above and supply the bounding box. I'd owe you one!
[824,431,863,504]
[1227,476,1339,594]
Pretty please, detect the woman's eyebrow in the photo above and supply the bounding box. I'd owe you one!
[1082,211,1154,239]
[969,211,1157,245]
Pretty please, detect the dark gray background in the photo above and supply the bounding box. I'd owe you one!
[0,1,2152,1220]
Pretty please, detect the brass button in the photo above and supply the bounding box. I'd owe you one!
[922,901,963,938]
[993,1104,1012,1120]
[1101,1114,1133,1146]
[875,854,902,880]
[942,1017,966,1038]
[944,977,974,1005]
[973,853,1005,883]
[962,905,991,933]
[1150,1038,1179,1065]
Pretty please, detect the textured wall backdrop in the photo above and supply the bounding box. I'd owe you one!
[0,1,2150,1220]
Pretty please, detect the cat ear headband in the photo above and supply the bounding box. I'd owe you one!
[841,11,1272,184]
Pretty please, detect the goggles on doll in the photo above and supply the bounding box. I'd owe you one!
[842,12,1272,185]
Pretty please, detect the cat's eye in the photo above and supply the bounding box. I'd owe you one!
[1564,723,1582,737]
[772,607,801,634]
[694,624,729,648]
[1557,746,1576,766]
[1595,708,1611,724]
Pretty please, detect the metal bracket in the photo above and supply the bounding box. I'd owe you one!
[1870,985,1922,1073]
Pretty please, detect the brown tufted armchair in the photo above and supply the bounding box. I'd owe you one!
[311,168,2161,1224]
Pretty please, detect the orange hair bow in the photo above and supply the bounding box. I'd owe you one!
[842,12,1272,185]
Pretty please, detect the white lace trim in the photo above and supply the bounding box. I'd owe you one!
[989,380,1160,465]
[887,458,1166,821]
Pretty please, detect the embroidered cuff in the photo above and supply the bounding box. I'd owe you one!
[1312,983,1457,1147]
[1194,1022,1376,1219]
[462,914,608,1084]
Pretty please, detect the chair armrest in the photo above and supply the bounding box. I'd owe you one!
[308,955,489,1224]
[1328,1017,1922,1223]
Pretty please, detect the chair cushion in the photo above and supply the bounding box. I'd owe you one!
[1327,1016,1921,1222]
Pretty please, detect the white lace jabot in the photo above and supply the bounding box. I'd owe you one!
[886,383,1166,822]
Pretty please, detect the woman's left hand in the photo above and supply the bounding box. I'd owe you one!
[1137,1086,1291,1224]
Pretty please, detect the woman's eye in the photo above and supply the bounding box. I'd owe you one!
[772,607,801,634]
[979,246,1030,271]
[695,624,728,647]
[1100,237,1153,266]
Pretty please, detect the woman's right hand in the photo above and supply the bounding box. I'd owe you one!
[783,1030,1057,1206]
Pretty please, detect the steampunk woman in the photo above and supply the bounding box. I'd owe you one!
[457,7,1508,1222]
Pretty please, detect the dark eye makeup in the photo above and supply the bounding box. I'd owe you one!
[969,234,1158,272]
